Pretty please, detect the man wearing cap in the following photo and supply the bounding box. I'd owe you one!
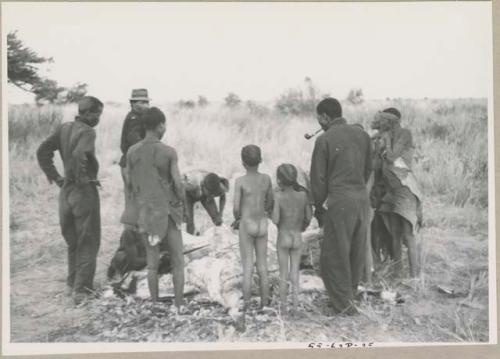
[310,97,372,315]
[183,170,229,235]
[118,89,150,272]
[37,96,104,305]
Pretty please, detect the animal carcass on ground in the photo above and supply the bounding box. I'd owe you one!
[105,222,324,316]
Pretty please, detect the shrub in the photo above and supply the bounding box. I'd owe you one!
[177,99,196,109]
[346,88,364,105]
[245,100,270,117]
[197,96,208,107]
[224,93,241,108]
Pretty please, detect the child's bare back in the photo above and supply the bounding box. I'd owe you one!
[234,144,273,308]
[272,163,313,312]
[273,189,311,248]
[235,172,273,237]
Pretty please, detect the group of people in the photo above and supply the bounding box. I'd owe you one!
[36,89,421,316]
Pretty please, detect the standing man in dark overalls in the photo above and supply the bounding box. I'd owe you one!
[310,97,372,315]
[37,96,104,305]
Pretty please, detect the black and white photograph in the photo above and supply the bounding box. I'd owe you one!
[1,1,496,355]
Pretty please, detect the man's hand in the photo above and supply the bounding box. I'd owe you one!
[54,176,65,188]
[231,219,240,230]
[314,206,325,228]
[148,234,161,247]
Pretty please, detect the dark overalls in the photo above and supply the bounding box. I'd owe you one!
[310,119,372,313]
[37,120,101,295]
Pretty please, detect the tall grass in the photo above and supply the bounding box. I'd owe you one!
[9,98,488,211]
[7,98,490,343]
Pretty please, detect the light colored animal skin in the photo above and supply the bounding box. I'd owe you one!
[106,223,323,316]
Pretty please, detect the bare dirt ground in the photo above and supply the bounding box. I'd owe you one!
[9,188,490,343]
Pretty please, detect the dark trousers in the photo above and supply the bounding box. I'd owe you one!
[320,191,369,313]
[59,183,101,294]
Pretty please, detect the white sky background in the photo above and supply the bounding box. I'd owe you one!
[2,1,492,104]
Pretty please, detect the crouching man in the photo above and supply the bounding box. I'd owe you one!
[183,170,229,234]
[125,107,186,307]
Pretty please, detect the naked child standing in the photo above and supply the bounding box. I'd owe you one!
[233,145,274,309]
[272,163,312,313]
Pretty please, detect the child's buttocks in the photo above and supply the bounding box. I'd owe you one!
[278,230,302,249]
[241,217,268,238]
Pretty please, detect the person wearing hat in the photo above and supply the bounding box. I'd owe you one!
[118,89,150,272]
[310,97,372,315]
[37,96,104,305]
[120,88,150,182]
[125,107,186,307]
[183,170,229,235]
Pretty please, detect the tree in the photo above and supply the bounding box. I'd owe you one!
[224,92,241,108]
[65,82,89,103]
[32,79,65,104]
[8,31,88,104]
[7,31,52,92]
[197,95,208,107]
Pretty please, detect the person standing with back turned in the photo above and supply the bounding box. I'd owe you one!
[233,145,274,310]
[37,96,104,305]
[126,107,186,308]
[310,97,372,315]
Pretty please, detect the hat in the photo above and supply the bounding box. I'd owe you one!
[241,145,262,166]
[130,88,151,102]
[382,107,401,119]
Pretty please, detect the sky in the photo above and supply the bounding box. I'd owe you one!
[2,1,493,103]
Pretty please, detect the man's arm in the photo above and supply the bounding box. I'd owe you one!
[36,127,63,186]
[73,128,96,186]
[364,133,373,184]
[169,149,185,204]
[310,136,328,227]
[303,196,313,231]
[218,193,226,219]
[125,116,144,151]
[310,136,328,209]
[384,130,412,163]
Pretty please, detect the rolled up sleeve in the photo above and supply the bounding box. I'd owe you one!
[36,127,62,184]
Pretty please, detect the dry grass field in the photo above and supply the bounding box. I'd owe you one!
[7,98,490,343]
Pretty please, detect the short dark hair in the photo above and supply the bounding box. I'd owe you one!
[382,107,401,119]
[317,97,342,119]
[143,107,166,130]
[204,173,222,194]
[241,144,262,167]
[78,96,103,115]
